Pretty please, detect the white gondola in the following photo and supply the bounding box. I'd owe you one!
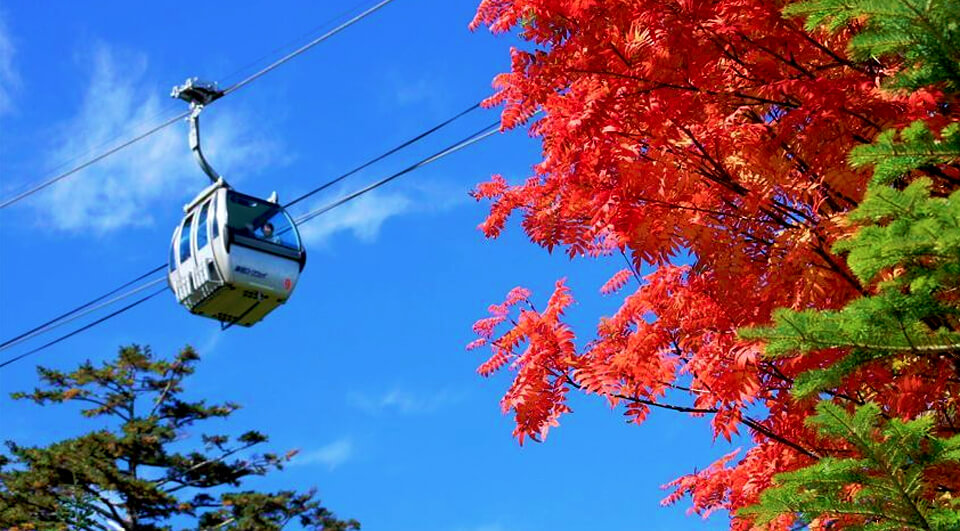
[166,78,306,327]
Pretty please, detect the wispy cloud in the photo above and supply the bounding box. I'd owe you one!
[293,437,354,470]
[0,12,20,115]
[295,179,471,246]
[34,44,279,232]
[297,190,411,245]
[347,387,463,416]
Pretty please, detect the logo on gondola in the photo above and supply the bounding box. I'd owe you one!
[234,265,267,279]
[283,278,292,290]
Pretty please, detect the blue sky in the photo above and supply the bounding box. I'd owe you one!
[0,2,738,529]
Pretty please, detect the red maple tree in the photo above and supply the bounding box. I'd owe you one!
[467,0,956,527]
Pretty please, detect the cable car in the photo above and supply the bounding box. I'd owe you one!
[167,78,306,327]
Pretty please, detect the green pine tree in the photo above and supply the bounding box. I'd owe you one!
[743,1,960,396]
[740,401,960,530]
[784,0,960,90]
[0,345,359,531]
[849,122,960,187]
[740,0,960,528]
[739,176,960,399]
[743,0,960,399]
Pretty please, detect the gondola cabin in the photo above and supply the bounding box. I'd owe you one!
[168,179,306,327]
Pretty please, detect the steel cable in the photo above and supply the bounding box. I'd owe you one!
[0,112,500,369]
[0,0,396,209]
[0,288,168,369]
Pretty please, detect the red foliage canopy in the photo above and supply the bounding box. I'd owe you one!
[467,0,954,526]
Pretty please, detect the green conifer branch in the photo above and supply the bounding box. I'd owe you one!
[741,401,960,529]
[0,345,359,530]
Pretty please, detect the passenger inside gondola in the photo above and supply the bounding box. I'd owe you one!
[226,191,301,251]
[260,222,279,244]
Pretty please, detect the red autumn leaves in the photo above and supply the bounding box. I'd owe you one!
[467,0,947,525]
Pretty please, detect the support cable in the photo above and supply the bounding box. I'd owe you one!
[0,101,484,353]
[295,122,500,224]
[0,277,167,352]
[0,1,375,206]
[0,114,190,209]
[284,102,480,208]
[0,288,167,369]
[216,1,371,88]
[0,121,501,369]
[222,0,395,97]
[0,0,397,209]
[0,265,167,350]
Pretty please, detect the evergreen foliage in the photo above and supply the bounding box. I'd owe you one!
[741,401,960,530]
[784,0,960,89]
[743,0,960,399]
[466,0,960,523]
[849,122,960,186]
[739,0,960,527]
[0,345,358,531]
[740,178,960,398]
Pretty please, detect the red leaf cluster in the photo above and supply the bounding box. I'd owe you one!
[467,0,958,527]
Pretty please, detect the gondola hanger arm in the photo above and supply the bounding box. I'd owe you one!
[171,78,226,184]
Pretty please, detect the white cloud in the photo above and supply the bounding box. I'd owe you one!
[347,388,462,416]
[0,12,19,115]
[293,437,354,470]
[294,178,472,246]
[34,44,279,232]
[297,190,412,245]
